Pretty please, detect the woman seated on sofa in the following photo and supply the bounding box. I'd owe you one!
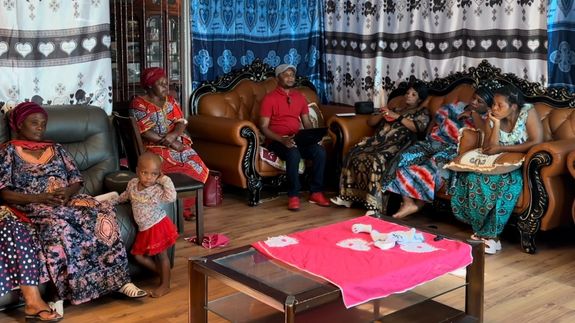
[385,83,496,219]
[130,67,209,184]
[0,206,62,322]
[451,85,543,254]
[330,83,430,211]
[0,102,146,305]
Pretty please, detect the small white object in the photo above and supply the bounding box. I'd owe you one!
[373,239,396,250]
[370,229,387,242]
[94,191,119,202]
[336,112,356,117]
[48,300,64,316]
[351,223,372,234]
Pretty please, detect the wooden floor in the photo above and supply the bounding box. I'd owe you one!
[2,190,575,323]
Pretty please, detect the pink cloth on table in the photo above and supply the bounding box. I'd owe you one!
[252,215,473,308]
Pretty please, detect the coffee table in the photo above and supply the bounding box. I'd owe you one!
[189,220,484,322]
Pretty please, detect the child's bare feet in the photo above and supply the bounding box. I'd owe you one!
[150,285,170,298]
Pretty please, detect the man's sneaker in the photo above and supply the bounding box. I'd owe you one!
[330,196,352,208]
[309,192,330,207]
[288,196,300,211]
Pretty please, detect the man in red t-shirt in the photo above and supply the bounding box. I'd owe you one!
[259,64,330,211]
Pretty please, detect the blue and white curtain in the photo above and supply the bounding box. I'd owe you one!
[0,1,113,114]
[548,0,575,91]
[190,0,328,101]
[324,0,548,107]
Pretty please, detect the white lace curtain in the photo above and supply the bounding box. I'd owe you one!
[0,1,113,114]
[324,0,548,107]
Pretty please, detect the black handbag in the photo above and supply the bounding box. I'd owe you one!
[354,101,374,114]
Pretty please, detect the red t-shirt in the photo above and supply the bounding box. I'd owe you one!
[260,87,309,136]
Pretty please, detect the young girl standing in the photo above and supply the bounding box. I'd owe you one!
[113,152,178,297]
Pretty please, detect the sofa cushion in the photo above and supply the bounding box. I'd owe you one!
[444,148,525,175]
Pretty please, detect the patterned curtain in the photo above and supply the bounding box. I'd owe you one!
[324,1,548,107]
[548,0,575,91]
[0,1,113,114]
[190,0,328,101]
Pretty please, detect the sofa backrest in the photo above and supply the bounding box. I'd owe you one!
[190,60,320,126]
[387,61,575,142]
[0,105,119,196]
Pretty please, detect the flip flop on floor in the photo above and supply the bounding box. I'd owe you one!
[118,282,147,298]
[25,309,62,322]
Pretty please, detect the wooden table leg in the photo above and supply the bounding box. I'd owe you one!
[466,239,485,322]
[195,189,204,245]
[189,259,208,323]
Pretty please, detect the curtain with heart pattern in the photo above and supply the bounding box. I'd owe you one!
[0,1,113,114]
[324,0,548,107]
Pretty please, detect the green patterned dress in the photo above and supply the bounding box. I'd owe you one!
[450,105,532,237]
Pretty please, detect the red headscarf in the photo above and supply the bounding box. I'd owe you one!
[141,67,166,88]
[9,101,48,132]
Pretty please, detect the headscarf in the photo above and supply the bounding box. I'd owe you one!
[475,80,501,107]
[9,101,48,132]
[140,67,166,88]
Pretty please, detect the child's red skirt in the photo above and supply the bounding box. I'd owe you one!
[131,217,178,256]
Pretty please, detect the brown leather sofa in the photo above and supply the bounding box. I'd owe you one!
[329,60,575,254]
[0,105,176,310]
[188,60,350,205]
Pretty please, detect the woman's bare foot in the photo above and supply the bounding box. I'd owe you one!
[392,198,424,219]
[150,285,170,298]
[21,285,62,321]
[392,203,420,219]
[24,304,62,321]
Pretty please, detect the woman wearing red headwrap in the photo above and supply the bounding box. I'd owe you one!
[0,102,147,307]
[130,67,209,183]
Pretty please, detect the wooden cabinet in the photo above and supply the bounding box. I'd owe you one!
[110,0,182,106]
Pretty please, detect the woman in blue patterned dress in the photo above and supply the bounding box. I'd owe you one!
[451,85,543,254]
[385,85,493,219]
[0,102,146,305]
[0,206,62,321]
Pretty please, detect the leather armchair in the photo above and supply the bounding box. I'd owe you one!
[188,60,349,205]
[0,105,175,310]
[329,60,575,254]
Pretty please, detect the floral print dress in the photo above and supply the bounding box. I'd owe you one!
[130,96,209,183]
[338,107,430,210]
[0,143,130,305]
[450,105,533,237]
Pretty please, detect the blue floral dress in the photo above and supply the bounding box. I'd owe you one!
[0,143,130,305]
[450,105,532,237]
[386,102,475,202]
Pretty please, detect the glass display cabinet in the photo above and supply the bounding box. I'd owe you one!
[110,0,182,106]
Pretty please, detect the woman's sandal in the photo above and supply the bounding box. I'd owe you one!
[25,309,63,322]
[118,282,147,298]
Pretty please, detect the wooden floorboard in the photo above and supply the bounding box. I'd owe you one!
[1,189,575,323]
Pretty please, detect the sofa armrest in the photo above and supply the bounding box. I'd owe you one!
[328,114,374,157]
[188,115,261,146]
[524,139,575,177]
[104,170,136,193]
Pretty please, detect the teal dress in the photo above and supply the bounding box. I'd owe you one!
[450,105,532,237]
